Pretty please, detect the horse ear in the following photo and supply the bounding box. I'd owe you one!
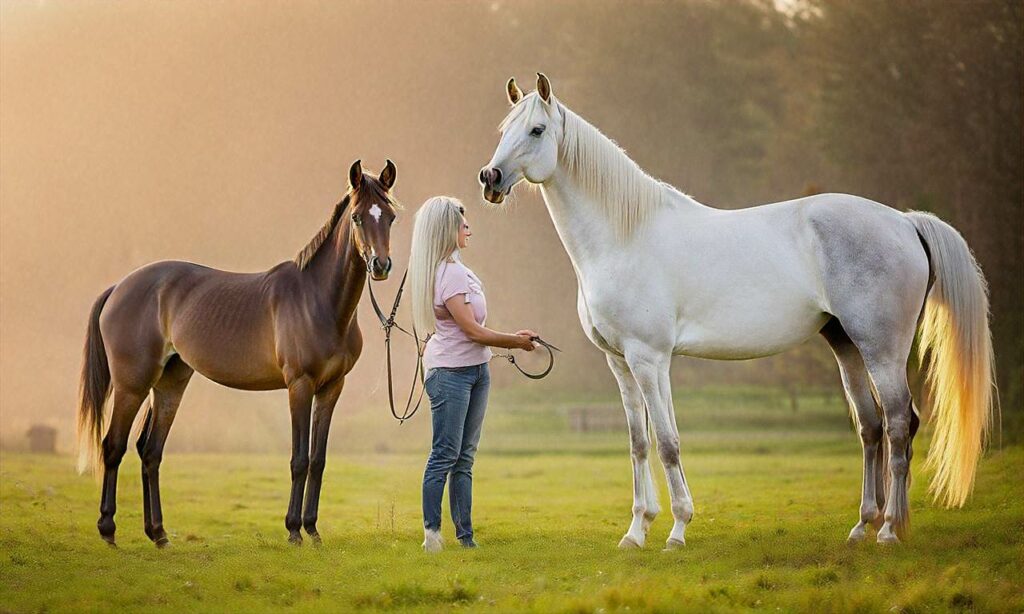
[380,159,397,190]
[536,72,552,103]
[507,77,523,105]
[348,159,363,190]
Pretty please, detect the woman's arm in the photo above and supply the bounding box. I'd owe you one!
[445,296,535,351]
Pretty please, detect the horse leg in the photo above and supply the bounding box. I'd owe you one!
[97,387,148,546]
[136,404,154,540]
[625,348,692,549]
[821,319,884,542]
[302,378,343,544]
[140,356,192,548]
[857,356,915,544]
[285,377,314,545]
[606,355,659,549]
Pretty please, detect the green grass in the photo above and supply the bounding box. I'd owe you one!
[2,391,1023,612]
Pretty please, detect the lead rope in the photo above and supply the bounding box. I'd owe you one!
[368,271,561,423]
[368,271,427,423]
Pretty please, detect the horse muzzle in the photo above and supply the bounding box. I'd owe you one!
[479,167,508,204]
[368,256,392,281]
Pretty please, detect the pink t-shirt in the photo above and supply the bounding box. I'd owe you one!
[423,258,493,370]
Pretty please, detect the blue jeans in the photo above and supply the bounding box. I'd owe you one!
[422,363,490,542]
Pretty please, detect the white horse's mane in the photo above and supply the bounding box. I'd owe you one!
[501,93,670,238]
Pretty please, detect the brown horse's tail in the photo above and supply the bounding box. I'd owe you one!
[77,286,115,476]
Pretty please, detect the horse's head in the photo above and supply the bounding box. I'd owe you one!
[480,73,563,205]
[348,159,398,281]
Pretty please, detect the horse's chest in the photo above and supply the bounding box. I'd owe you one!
[577,286,668,356]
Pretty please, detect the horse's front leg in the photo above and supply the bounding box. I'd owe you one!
[607,355,659,548]
[626,348,693,550]
[302,378,343,544]
[285,377,314,545]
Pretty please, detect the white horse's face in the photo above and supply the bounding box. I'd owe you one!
[480,75,562,204]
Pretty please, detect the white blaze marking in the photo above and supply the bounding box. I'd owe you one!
[369,204,382,223]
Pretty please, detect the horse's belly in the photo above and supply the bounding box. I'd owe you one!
[171,326,285,390]
[674,307,829,360]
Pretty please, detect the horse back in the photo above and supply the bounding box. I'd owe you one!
[102,260,286,390]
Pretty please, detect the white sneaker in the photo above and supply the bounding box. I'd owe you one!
[422,529,443,553]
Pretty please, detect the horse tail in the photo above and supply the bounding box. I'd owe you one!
[77,285,115,476]
[906,211,995,508]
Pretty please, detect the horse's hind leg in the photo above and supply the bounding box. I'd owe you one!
[607,355,659,549]
[821,318,884,542]
[140,356,193,547]
[136,405,155,540]
[98,387,148,546]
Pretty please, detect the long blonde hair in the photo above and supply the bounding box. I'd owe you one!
[409,196,465,335]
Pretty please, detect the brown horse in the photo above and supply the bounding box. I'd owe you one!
[76,159,399,547]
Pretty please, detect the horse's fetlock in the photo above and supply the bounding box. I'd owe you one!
[97,515,116,537]
[860,503,881,524]
[672,500,694,523]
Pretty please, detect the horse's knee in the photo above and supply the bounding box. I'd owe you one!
[308,455,326,477]
[630,434,650,462]
[290,456,310,480]
[657,438,680,467]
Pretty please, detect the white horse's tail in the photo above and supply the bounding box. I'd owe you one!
[906,211,995,508]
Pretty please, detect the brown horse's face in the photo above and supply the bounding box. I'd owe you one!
[348,159,398,281]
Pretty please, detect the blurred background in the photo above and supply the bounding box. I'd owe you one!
[1,0,1020,455]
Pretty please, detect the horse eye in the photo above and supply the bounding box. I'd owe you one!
[351,213,362,226]
[530,125,546,137]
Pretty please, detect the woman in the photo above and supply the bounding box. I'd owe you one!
[409,196,536,552]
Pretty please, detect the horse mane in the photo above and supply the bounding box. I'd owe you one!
[557,99,668,238]
[295,193,351,271]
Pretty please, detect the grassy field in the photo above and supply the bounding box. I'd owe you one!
[1,390,1022,613]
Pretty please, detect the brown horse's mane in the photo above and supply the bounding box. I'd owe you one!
[295,194,351,271]
[294,177,397,271]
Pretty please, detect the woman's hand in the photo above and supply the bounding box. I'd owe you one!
[514,333,536,351]
[515,329,538,339]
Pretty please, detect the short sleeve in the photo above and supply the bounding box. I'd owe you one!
[438,263,472,304]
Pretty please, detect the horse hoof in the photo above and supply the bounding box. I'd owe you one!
[155,536,170,549]
[308,533,322,546]
[101,535,117,548]
[663,537,686,551]
[876,528,901,545]
[288,533,303,546]
[618,535,642,550]
[847,525,867,544]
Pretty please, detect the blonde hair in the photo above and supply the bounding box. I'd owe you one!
[409,196,465,335]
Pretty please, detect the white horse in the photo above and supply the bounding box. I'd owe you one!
[480,74,994,548]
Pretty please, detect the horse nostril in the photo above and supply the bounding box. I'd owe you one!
[492,168,502,186]
[479,168,488,185]
[384,257,393,273]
